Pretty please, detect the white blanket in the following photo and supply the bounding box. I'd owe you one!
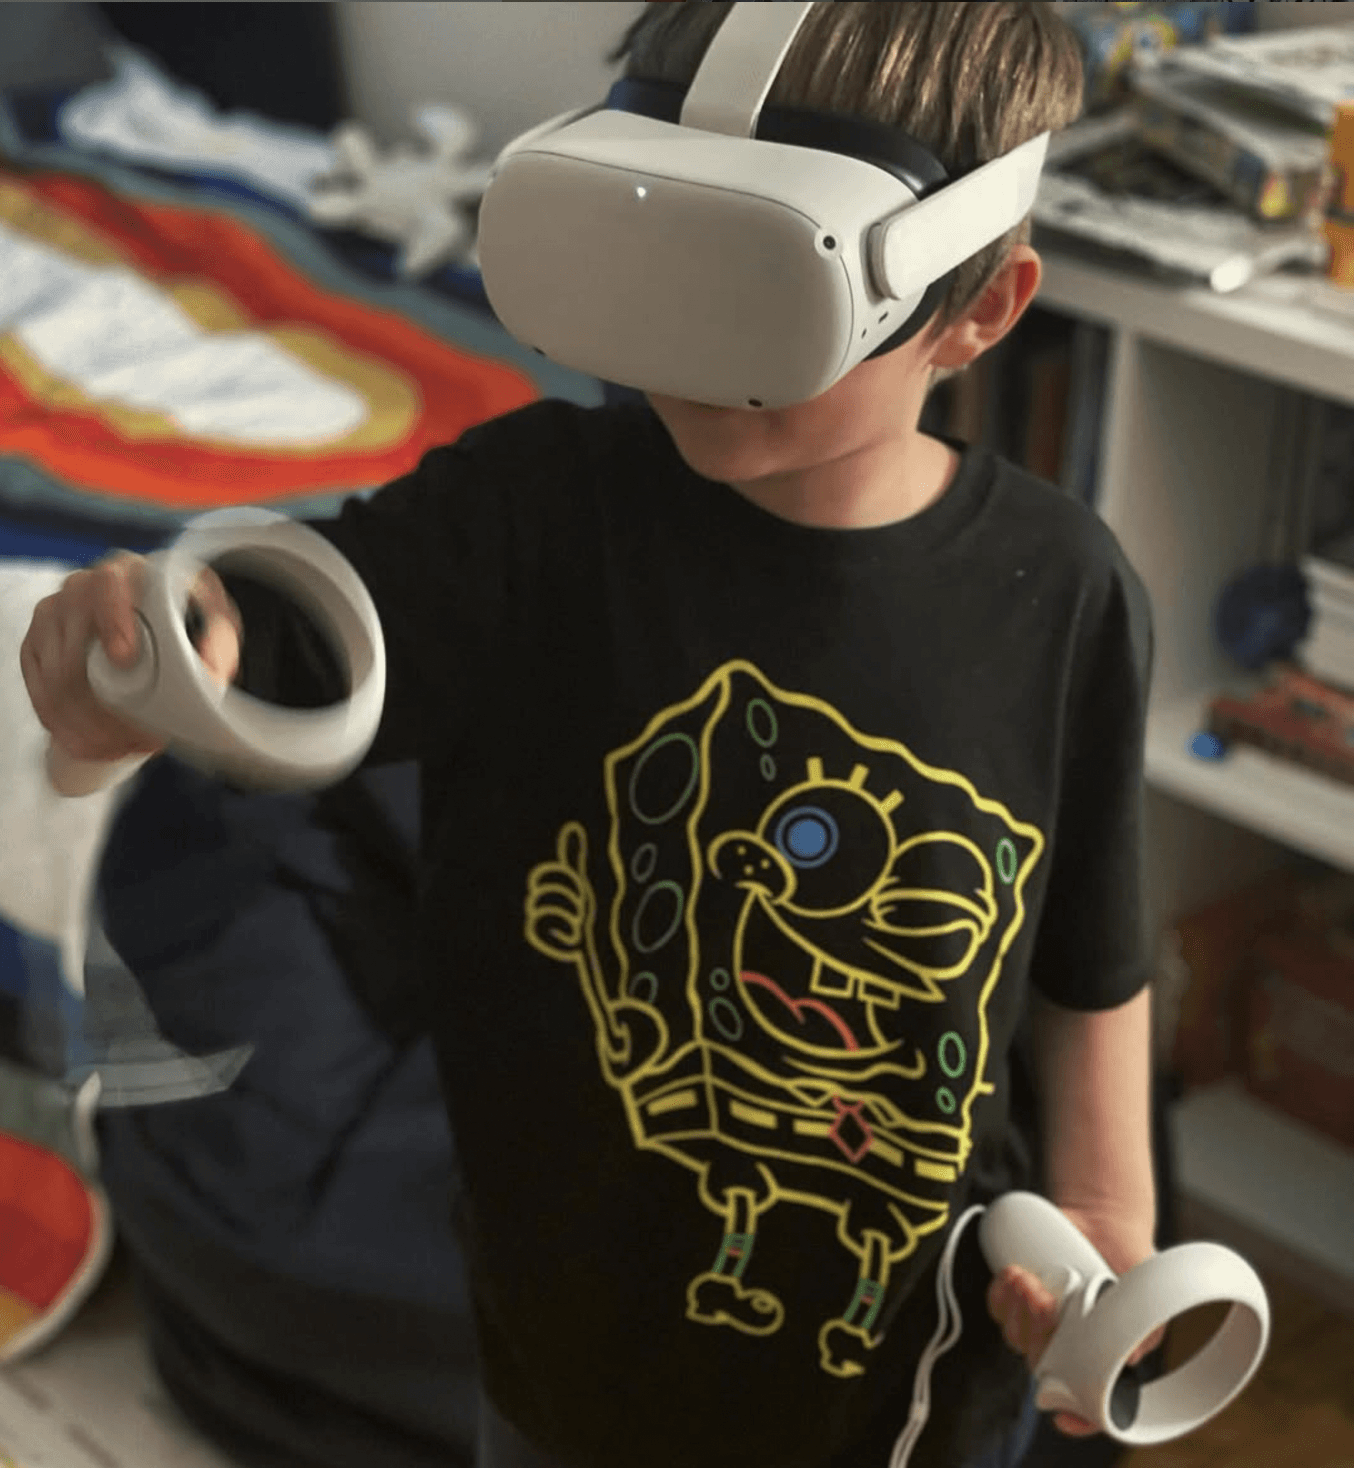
[0,563,129,995]
[58,46,336,209]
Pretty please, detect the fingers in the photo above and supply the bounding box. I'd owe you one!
[22,549,247,778]
[20,555,165,764]
[557,820,589,873]
[188,566,243,687]
[988,1267,1168,1442]
[988,1268,1098,1438]
[166,565,241,685]
[1127,1323,1167,1366]
[988,1266,1059,1363]
[89,552,146,667]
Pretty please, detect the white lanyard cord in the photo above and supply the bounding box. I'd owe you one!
[887,1203,986,1468]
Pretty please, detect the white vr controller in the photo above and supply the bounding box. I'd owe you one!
[980,1192,1270,1445]
[61,509,385,794]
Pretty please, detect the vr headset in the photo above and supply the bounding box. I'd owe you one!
[477,1,1048,410]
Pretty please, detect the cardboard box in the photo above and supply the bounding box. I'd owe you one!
[1167,869,1302,1086]
[1325,102,1354,287]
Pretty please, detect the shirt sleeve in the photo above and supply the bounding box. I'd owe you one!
[1027,543,1155,1012]
[222,418,528,772]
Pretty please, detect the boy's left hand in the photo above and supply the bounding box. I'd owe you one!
[986,1204,1165,1438]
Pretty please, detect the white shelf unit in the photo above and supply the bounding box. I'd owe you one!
[1036,252,1354,1298]
[1171,1080,1354,1293]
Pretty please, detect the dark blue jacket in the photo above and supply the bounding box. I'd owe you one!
[94,755,477,1468]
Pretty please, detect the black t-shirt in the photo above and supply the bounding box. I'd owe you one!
[232,400,1152,1468]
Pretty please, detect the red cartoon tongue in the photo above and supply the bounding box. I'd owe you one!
[740,971,859,1051]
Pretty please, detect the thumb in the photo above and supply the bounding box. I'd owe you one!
[186,569,243,687]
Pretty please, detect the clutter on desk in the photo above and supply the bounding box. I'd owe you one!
[1130,63,1331,223]
[1034,109,1329,293]
[1200,389,1354,786]
[1159,22,1354,130]
[1038,18,1354,295]
[1158,863,1354,1150]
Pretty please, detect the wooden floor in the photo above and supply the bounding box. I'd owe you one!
[1120,1267,1354,1468]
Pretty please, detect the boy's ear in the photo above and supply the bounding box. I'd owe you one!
[925,245,1043,375]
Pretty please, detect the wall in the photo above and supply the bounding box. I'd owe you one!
[337,1,1345,158]
[1253,0,1351,30]
[334,1,644,158]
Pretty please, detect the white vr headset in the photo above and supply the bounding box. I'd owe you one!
[477,0,1048,409]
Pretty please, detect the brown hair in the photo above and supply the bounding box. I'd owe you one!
[608,2,1083,336]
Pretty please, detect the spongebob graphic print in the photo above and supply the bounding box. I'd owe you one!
[525,660,1043,1381]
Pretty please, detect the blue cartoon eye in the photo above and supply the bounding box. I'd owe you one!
[773,806,839,869]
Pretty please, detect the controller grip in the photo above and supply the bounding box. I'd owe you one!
[979,1192,1115,1304]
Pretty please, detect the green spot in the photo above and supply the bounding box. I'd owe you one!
[631,881,685,954]
[938,1031,967,1079]
[746,699,778,748]
[628,733,700,826]
[708,996,744,1041]
[631,842,658,882]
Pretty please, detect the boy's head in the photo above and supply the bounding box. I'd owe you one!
[607,2,1084,496]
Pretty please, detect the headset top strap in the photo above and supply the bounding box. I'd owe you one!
[678,1,815,138]
[606,77,950,197]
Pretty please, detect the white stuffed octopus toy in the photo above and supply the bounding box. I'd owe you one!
[307,104,493,279]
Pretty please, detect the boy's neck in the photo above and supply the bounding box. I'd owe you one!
[727,430,960,531]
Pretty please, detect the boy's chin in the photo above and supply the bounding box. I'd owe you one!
[648,395,780,482]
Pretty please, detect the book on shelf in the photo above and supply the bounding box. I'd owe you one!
[1301,545,1354,692]
[1059,321,1111,506]
[1308,591,1354,639]
[1300,622,1354,695]
[1309,533,1354,582]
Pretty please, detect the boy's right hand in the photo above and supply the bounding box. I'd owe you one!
[20,551,243,769]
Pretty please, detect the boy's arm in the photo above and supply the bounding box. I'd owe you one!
[1032,981,1157,1263]
[988,982,1161,1437]
[987,551,1159,1431]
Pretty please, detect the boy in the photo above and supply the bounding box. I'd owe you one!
[22,5,1160,1467]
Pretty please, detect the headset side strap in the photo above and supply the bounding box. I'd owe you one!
[870,132,1050,300]
[679,1,816,139]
